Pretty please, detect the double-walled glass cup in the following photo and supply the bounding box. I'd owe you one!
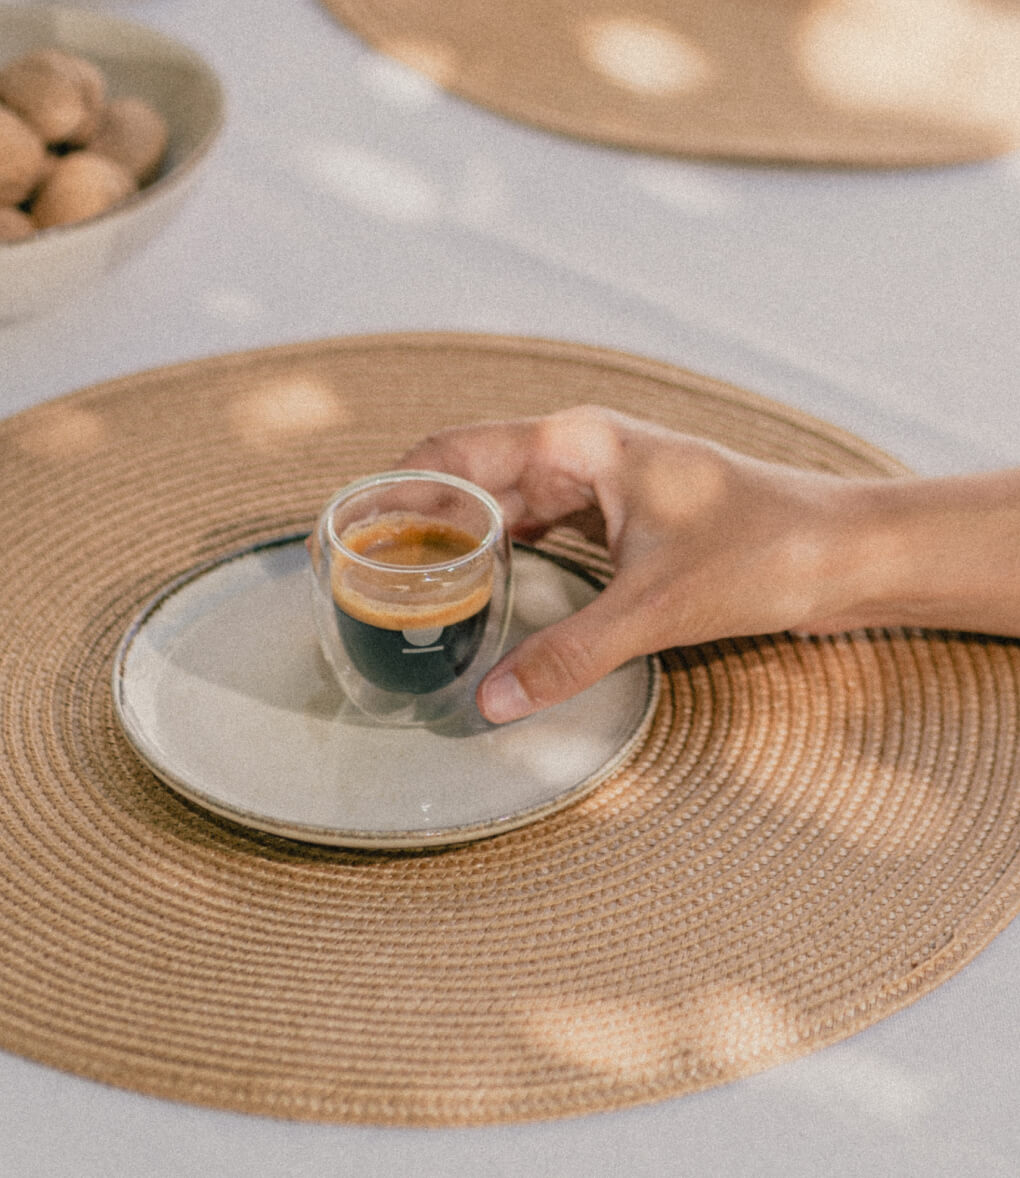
[310,471,513,726]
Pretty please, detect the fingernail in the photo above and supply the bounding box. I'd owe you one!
[479,670,532,724]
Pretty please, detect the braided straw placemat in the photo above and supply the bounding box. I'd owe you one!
[2,333,1019,1126]
[321,0,1020,166]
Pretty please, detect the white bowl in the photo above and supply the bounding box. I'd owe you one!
[0,5,224,321]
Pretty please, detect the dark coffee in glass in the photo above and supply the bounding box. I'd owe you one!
[332,515,493,694]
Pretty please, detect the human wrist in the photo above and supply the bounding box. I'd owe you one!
[830,476,937,628]
[809,471,1020,637]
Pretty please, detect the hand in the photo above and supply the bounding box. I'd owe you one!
[399,407,861,721]
[400,406,1020,723]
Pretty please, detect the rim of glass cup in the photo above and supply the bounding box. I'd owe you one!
[324,470,505,573]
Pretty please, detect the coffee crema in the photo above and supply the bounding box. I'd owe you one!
[331,513,492,632]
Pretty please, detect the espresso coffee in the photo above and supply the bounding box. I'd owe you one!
[330,513,493,695]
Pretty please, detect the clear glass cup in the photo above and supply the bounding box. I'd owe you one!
[310,470,513,726]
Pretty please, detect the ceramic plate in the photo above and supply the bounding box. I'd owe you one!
[112,538,660,848]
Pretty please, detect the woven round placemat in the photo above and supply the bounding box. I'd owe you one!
[321,0,1020,166]
[1,332,1019,1126]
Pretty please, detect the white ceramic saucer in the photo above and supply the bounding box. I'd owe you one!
[112,538,659,848]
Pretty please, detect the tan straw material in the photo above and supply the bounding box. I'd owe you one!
[321,0,1020,166]
[2,332,1019,1126]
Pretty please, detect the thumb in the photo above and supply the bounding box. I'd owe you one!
[476,586,647,724]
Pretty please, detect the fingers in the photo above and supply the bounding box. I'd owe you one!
[398,414,601,534]
[398,421,538,531]
[398,421,533,495]
[476,580,652,723]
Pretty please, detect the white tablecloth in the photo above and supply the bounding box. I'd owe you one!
[2,1,1018,1173]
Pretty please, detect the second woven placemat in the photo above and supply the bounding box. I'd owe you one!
[322,0,1020,165]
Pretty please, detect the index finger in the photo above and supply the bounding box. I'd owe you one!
[397,417,595,533]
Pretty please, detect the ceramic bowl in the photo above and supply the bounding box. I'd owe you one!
[0,5,224,321]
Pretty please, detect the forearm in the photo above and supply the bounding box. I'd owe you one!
[816,468,1020,638]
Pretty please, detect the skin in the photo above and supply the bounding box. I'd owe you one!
[398,405,1020,724]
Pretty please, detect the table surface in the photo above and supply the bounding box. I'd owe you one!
[3,1,1019,1174]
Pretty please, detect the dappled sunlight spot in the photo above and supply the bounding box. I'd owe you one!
[362,51,446,108]
[499,718,613,785]
[767,533,833,622]
[199,285,263,324]
[526,996,679,1081]
[17,405,108,461]
[637,449,726,525]
[526,985,798,1081]
[772,1047,938,1124]
[511,552,592,632]
[799,0,1020,123]
[580,16,713,96]
[378,37,458,89]
[297,142,439,223]
[229,380,350,449]
[690,984,800,1069]
[628,160,741,216]
[540,409,620,486]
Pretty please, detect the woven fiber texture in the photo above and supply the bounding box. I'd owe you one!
[1,333,1019,1126]
[321,0,1020,166]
